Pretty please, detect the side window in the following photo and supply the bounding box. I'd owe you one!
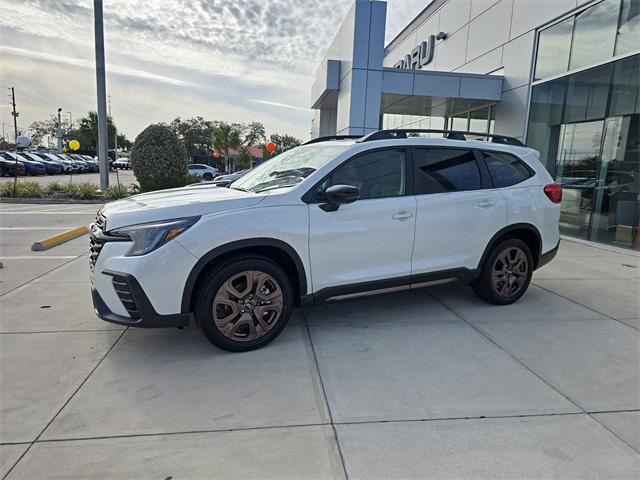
[482,151,533,188]
[414,148,481,194]
[318,149,407,201]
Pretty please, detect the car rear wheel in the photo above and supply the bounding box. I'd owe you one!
[194,255,293,352]
[472,238,533,305]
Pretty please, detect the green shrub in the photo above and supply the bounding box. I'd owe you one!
[0,181,42,198]
[106,184,130,200]
[43,181,67,196]
[130,123,189,192]
[67,182,99,200]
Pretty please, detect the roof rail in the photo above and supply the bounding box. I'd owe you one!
[357,129,525,147]
[304,135,362,145]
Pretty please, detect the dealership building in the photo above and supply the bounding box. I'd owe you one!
[311,0,639,250]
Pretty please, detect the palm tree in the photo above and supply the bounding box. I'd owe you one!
[212,121,243,173]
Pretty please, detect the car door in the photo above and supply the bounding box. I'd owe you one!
[307,147,417,293]
[411,147,507,275]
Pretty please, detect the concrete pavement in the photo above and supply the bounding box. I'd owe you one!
[0,202,638,479]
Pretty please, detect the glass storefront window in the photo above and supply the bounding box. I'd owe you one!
[609,55,640,116]
[535,17,574,80]
[589,115,640,246]
[527,54,640,249]
[615,0,640,55]
[564,64,613,123]
[569,0,620,71]
[527,80,567,172]
[556,121,604,239]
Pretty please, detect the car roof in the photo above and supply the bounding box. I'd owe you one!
[308,136,536,157]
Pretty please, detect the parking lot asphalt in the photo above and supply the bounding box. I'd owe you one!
[0,202,638,479]
[0,169,137,187]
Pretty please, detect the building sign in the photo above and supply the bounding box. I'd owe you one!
[393,32,447,70]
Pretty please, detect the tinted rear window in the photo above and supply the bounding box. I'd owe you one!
[414,148,482,194]
[482,151,533,187]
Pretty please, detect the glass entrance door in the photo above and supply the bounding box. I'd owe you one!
[589,114,640,247]
[556,120,604,240]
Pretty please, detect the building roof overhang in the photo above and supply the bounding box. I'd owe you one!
[381,67,503,117]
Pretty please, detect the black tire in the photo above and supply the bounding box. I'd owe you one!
[203,172,213,180]
[472,238,533,305]
[194,255,294,352]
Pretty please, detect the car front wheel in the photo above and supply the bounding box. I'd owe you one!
[472,238,533,305]
[194,255,293,352]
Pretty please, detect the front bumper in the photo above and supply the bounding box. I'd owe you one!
[91,271,191,328]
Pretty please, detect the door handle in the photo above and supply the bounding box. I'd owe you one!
[477,200,496,208]
[392,210,414,221]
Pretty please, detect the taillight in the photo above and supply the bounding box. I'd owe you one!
[544,183,562,203]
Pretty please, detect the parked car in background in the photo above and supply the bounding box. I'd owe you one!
[69,154,99,172]
[34,153,74,173]
[0,152,45,176]
[20,152,63,175]
[209,169,250,187]
[90,130,561,352]
[188,164,219,180]
[61,154,91,173]
[0,157,26,176]
[114,158,131,169]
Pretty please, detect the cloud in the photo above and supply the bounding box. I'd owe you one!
[0,46,199,88]
[1,0,429,141]
[249,99,309,112]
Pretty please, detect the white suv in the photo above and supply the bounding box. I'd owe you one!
[90,130,561,351]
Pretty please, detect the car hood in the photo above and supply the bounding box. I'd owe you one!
[100,184,266,230]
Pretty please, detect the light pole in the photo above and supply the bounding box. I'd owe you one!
[56,107,62,153]
[94,0,109,190]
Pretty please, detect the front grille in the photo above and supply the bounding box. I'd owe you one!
[89,211,107,271]
[111,275,141,319]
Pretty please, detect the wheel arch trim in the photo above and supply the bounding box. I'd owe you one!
[478,223,543,270]
[180,238,308,313]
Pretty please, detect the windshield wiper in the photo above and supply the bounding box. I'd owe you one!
[252,183,300,193]
[250,176,304,193]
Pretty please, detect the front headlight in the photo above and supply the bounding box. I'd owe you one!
[109,216,200,256]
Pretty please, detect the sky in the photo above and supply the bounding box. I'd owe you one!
[0,0,430,144]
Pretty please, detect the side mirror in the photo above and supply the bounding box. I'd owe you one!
[320,184,360,212]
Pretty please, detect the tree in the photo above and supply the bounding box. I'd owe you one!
[30,118,71,147]
[130,123,189,192]
[74,111,130,150]
[212,121,244,173]
[243,121,266,147]
[169,116,215,157]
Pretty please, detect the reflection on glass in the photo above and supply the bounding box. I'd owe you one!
[527,80,566,172]
[609,55,640,116]
[556,121,604,240]
[615,0,640,55]
[535,17,574,80]
[528,54,640,249]
[570,0,620,70]
[451,113,468,131]
[564,64,612,123]
[589,115,640,247]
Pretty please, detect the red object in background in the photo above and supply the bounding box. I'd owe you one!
[266,142,277,153]
[213,151,220,158]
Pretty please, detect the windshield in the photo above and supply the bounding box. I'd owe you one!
[231,144,348,193]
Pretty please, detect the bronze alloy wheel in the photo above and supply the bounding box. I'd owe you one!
[491,246,529,298]
[213,270,284,341]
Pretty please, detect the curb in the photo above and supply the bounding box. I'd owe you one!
[1,198,106,205]
[31,226,90,251]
